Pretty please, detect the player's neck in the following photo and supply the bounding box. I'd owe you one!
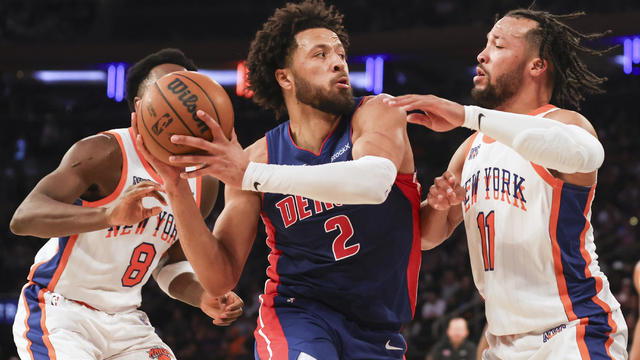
[288,104,341,154]
[495,84,552,114]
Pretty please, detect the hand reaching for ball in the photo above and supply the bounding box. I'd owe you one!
[168,110,250,189]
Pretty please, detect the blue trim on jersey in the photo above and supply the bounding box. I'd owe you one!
[556,182,613,357]
[23,283,53,359]
[584,312,615,360]
[31,236,71,288]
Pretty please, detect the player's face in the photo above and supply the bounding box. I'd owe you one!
[289,28,354,115]
[134,63,187,110]
[471,16,538,108]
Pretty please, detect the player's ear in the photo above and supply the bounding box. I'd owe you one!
[275,69,293,90]
[529,57,547,78]
[134,96,142,112]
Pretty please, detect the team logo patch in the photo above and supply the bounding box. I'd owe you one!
[149,347,172,360]
[542,324,566,343]
[468,144,481,160]
[133,176,152,185]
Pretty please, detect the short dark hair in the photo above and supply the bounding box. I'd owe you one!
[246,0,349,117]
[125,48,197,112]
[505,8,613,110]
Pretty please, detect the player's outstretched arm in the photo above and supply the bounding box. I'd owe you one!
[9,134,166,238]
[384,94,604,184]
[169,103,405,205]
[420,138,467,250]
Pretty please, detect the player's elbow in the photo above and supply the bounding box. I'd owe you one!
[421,234,447,250]
[9,208,30,236]
[353,158,397,204]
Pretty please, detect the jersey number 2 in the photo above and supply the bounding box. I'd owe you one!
[122,242,157,287]
[324,215,359,261]
[476,211,495,271]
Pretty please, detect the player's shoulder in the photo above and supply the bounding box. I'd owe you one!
[62,130,123,172]
[245,136,268,164]
[73,131,121,154]
[544,108,596,136]
[353,94,405,125]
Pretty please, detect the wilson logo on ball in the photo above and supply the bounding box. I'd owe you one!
[166,78,208,135]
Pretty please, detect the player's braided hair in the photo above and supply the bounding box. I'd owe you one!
[505,8,613,110]
[125,48,197,112]
[246,0,349,117]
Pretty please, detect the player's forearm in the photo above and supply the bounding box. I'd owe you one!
[462,106,604,173]
[420,200,458,250]
[167,272,204,308]
[164,182,240,296]
[10,193,110,238]
[241,155,397,204]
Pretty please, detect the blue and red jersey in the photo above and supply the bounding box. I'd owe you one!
[260,97,422,330]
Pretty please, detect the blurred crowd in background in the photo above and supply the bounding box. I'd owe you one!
[1,1,639,359]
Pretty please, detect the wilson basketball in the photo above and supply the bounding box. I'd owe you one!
[138,70,234,165]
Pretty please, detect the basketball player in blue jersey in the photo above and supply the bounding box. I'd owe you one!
[9,48,243,360]
[386,8,627,360]
[132,1,421,359]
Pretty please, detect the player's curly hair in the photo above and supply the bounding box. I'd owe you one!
[246,0,349,117]
[505,8,613,110]
[125,48,197,112]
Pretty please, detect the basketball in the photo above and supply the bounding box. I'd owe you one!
[137,70,234,165]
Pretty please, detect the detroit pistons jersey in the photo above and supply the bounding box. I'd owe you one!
[25,128,201,314]
[259,98,422,329]
[460,105,620,336]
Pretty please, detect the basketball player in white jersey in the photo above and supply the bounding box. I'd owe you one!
[385,8,628,360]
[9,48,243,360]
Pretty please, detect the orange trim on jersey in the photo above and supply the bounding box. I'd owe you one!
[37,288,57,360]
[128,127,164,184]
[47,235,78,291]
[463,132,480,159]
[481,134,496,144]
[82,131,128,208]
[195,176,202,209]
[20,284,35,360]
[576,317,590,359]
[529,104,557,116]
[530,163,564,188]
[577,186,617,358]
[549,187,578,321]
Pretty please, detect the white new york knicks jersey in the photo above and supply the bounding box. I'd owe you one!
[460,105,620,336]
[25,128,201,314]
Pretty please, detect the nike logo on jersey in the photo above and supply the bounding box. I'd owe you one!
[253,181,261,191]
[385,340,403,351]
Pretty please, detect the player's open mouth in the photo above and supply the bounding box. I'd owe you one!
[335,77,350,89]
